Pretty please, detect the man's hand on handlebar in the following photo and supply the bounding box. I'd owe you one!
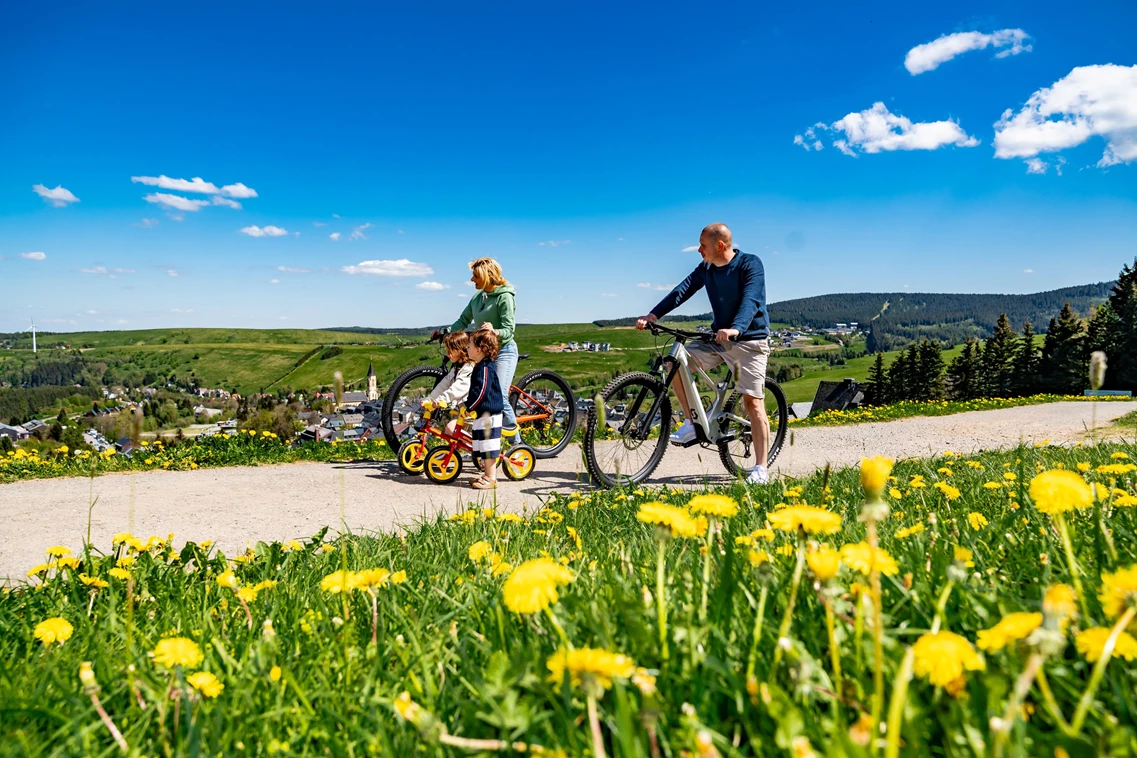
[716,328,739,344]
[635,314,658,331]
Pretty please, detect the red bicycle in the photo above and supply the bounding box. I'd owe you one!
[397,402,537,484]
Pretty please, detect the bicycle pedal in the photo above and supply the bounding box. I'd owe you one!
[670,438,705,449]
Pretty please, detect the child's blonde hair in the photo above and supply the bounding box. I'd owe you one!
[469,257,508,289]
[470,325,500,360]
[442,331,471,363]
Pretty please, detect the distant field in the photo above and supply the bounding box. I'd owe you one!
[780,343,965,404]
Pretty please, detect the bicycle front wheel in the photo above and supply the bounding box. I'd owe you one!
[583,372,671,488]
[510,369,577,459]
[717,378,789,476]
[381,365,446,450]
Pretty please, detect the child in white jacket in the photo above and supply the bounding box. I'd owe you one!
[422,331,475,435]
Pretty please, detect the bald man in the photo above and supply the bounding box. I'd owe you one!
[635,223,772,484]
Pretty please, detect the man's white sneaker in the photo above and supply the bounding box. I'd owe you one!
[669,420,697,444]
[746,465,769,485]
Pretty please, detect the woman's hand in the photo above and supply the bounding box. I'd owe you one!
[480,322,497,334]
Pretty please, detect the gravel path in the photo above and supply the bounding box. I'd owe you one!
[3,400,1133,581]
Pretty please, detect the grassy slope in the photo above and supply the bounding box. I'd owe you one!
[779,344,966,404]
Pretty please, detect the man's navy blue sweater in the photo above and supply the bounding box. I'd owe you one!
[650,250,769,340]
[466,359,504,414]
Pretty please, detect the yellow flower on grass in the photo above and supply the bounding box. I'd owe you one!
[912,631,985,687]
[909,475,926,489]
[752,528,775,542]
[108,567,130,580]
[895,524,925,539]
[954,546,975,568]
[491,561,513,577]
[1075,627,1137,662]
[968,512,989,530]
[546,647,635,691]
[502,558,574,614]
[78,573,109,589]
[282,540,304,552]
[807,545,841,580]
[860,456,894,498]
[355,568,391,589]
[776,544,795,557]
[1113,493,1137,507]
[26,563,52,576]
[394,691,427,725]
[217,571,239,589]
[983,481,1004,490]
[748,550,771,566]
[769,506,842,535]
[79,661,97,688]
[977,613,1043,651]
[152,637,203,668]
[497,513,523,523]
[1004,472,1017,481]
[840,542,899,575]
[34,617,74,645]
[187,671,224,698]
[45,546,72,558]
[320,570,354,594]
[935,482,961,501]
[687,494,738,518]
[56,557,80,571]
[236,587,259,603]
[1099,565,1137,619]
[1096,463,1137,475]
[468,541,492,562]
[270,665,282,682]
[889,487,903,499]
[1077,462,1092,473]
[1044,584,1078,619]
[1029,470,1094,514]
[636,502,698,539]
[1111,452,1129,460]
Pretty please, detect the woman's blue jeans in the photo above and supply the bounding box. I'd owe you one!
[497,341,519,428]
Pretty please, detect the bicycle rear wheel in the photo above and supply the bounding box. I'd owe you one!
[583,372,671,488]
[510,369,577,459]
[381,365,446,450]
[717,378,789,477]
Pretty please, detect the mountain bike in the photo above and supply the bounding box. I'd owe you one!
[381,336,577,459]
[582,322,788,488]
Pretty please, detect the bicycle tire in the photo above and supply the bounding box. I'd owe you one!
[381,365,446,450]
[509,369,578,459]
[583,372,671,488]
[716,378,789,477]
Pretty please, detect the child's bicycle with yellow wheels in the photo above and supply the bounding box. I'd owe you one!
[397,401,537,484]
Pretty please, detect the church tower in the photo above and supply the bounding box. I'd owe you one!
[366,361,378,401]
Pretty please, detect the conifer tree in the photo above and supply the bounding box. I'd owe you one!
[1010,321,1039,396]
[887,350,909,402]
[915,340,945,400]
[981,313,1018,397]
[946,339,983,400]
[1104,258,1137,391]
[867,352,888,405]
[1038,302,1086,394]
[1084,302,1119,388]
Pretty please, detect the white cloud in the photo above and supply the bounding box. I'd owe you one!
[792,132,825,151]
[1025,157,1049,174]
[350,222,373,241]
[332,213,341,219]
[277,265,309,273]
[211,196,242,209]
[993,64,1137,167]
[269,279,280,284]
[239,225,288,237]
[601,293,617,297]
[416,281,450,290]
[144,193,210,212]
[32,184,80,207]
[132,175,220,194]
[80,265,109,275]
[342,259,434,277]
[115,319,128,325]
[20,251,47,261]
[85,310,98,315]
[114,268,136,274]
[134,218,159,228]
[636,282,673,291]
[1024,268,1035,273]
[167,269,179,277]
[680,245,699,253]
[220,182,257,199]
[329,232,342,241]
[538,240,571,247]
[904,29,1031,75]
[313,221,326,227]
[799,102,979,156]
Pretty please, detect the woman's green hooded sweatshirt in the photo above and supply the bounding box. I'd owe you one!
[446,284,517,346]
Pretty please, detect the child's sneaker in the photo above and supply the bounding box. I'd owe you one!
[746,465,769,485]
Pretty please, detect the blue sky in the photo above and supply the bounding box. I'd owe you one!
[2,0,1135,333]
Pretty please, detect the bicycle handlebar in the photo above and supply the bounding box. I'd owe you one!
[646,321,737,342]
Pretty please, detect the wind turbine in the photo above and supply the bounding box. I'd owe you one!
[29,318,37,354]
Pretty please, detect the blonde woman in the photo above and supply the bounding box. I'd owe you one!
[435,257,519,431]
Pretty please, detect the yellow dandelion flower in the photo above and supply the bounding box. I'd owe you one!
[56,557,80,570]
[391,570,407,584]
[1113,493,1137,507]
[912,631,985,687]
[908,475,926,489]
[546,647,635,691]
[1111,452,1130,460]
[1095,463,1137,475]
[394,691,426,725]
[1004,472,1017,481]
[1077,462,1091,473]
[282,540,304,552]
[78,573,109,589]
[34,617,74,645]
[111,532,134,547]
[895,524,925,539]
[806,545,841,580]
[270,665,282,682]
[497,513,523,523]
[187,671,224,698]
[1075,627,1137,663]
[687,494,738,518]
[935,482,961,501]
[217,571,239,590]
[236,587,259,603]
[468,541,492,562]
[632,667,657,696]
[840,542,899,575]
[776,543,795,557]
[889,487,903,500]
[26,563,52,576]
[108,567,131,580]
[79,661,97,689]
[354,568,391,589]
[320,570,354,594]
[983,481,1004,490]
[45,546,72,558]
[1029,470,1093,514]
[151,637,203,668]
[636,502,698,539]
[954,546,975,568]
[860,456,894,499]
[768,505,842,535]
[491,561,513,577]
[976,612,1043,651]
[502,558,574,614]
[968,512,989,530]
[1099,565,1137,620]
[752,527,775,542]
[1043,584,1078,619]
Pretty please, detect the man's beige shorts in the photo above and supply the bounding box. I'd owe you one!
[686,338,770,399]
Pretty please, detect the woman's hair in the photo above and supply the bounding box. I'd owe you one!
[469,257,508,289]
[470,325,500,360]
[442,331,471,364]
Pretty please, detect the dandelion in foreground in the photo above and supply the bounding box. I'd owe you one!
[1075,627,1137,662]
[912,631,985,688]
[859,456,893,499]
[546,647,636,691]
[806,545,841,581]
[687,494,738,518]
[501,558,573,614]
[1043,584,1078,619]
[976,612,1042,651]
[187,671,224,698]
[636,502,698,539]
[839,542,899,575]
[34,617,74,645]
[151,637,203,669]
[468,541,492,562]
[1028,470,1093,514]
[1099,565,1137,619]
[968,512,988,530]
[768,506,842,535]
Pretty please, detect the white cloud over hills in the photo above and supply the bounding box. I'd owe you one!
[905,29,1031,75]
[797,102,979,156]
